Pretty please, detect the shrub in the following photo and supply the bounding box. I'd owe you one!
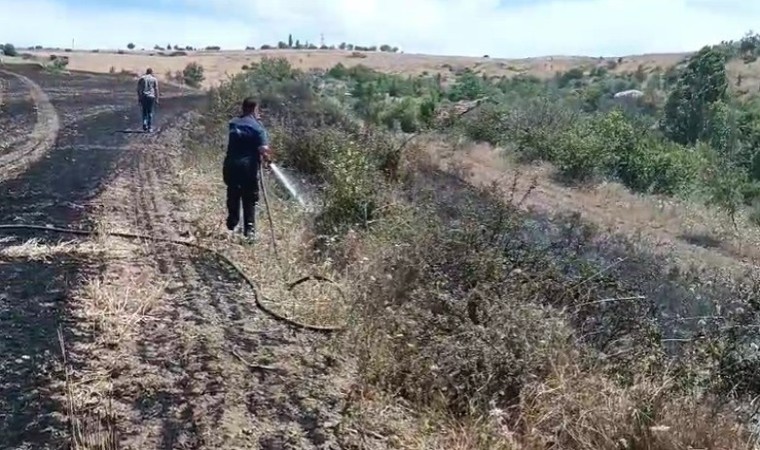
[501,95,580,161]
[1,43,17,57]
[462,104,508,145]
[182,62,205,87]
[45,55,69,72]
[617,136,704,195]
[448,71,491,101]
[382,98,420,133]
[552,121,609,181]
[748,201,760,226]
[357,228,575,414]
[317,137,380,233]
[556,67,585,88]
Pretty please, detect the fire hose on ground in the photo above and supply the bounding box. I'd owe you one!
[0,164,345,334]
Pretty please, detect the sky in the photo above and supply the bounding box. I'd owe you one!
[1,0,759,58]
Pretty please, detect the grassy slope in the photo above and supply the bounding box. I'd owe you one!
[12,49,689,87]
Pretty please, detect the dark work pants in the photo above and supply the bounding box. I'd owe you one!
[140,96,155,130]
[223,158,259,233]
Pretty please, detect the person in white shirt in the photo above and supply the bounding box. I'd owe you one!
[136,68,160,132]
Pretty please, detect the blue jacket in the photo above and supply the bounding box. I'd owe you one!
[226,115,269,162]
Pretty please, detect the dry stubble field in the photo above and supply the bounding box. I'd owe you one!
[10,48,758,94]
[9,48,694,88]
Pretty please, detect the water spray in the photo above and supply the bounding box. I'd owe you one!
[267,162,311,211]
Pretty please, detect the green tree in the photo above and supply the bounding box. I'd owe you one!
[449,71,489,101]
[419,97,438,127]
[661,46,728,145]
[127,42,135,50]
[288,34,293,48]
[581,85,605,113]
[1,43,18,57]
[706,157,748,230]
[740,31,760,57]
[556,68,585,89]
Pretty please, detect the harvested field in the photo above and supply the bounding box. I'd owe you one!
[22,49,692,88]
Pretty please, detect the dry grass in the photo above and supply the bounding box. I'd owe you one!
[19,49,695,89]
[0,237,86,259]
[176,148,350,330]
[334,381,518,449]
[430,137,760,272]
[62,255,163,449]
[17,48,760,95]
[54,200,171,448]
[59,328,118,450]
[518,360,757,450]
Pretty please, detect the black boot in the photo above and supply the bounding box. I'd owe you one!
[226,215,238,232]
[243,222,255,239]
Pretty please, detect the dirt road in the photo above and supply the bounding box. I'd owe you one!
[0,66,346,449]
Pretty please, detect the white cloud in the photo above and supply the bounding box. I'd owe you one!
[1,0,758,57]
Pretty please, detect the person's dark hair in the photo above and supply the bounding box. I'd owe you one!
[146,67,153,74]
[241,97,258,115]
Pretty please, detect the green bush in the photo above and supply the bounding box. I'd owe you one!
[497,95,579,161]
[1,43,17,57]
[382,98,420,133]
[552,121,608,181]
[462,104,507,145]
[182,62,205,87]
[448,71,491,101]
[550,111,632,182]
[318,137,380,233]
[618,137,704,195]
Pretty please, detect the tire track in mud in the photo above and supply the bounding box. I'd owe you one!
[0,69,60,180]
[94,118,347,449]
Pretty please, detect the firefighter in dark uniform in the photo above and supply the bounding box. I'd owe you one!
[223,97,272,238]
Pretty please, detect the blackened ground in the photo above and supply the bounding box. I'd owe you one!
[407,166,754,361]
[0,70,37,157]
[0,64,204,449]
